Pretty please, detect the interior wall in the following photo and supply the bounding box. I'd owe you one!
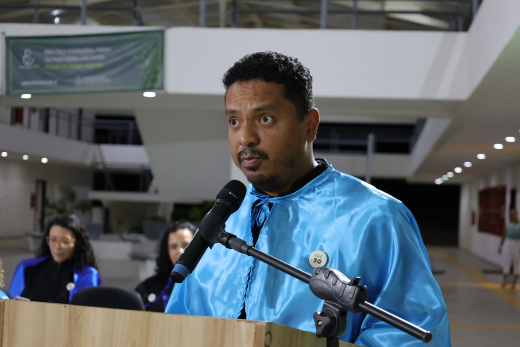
[166,28,468,100]
[134,108,230,201]
[459,163,520,266]
[0,107,9,124]
[0,122,100,165]
[0,157,91,237]
[102,201,168,233]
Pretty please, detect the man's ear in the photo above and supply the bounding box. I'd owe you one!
[305,108,320,142]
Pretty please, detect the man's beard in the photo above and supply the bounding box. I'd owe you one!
[236,147,302,193]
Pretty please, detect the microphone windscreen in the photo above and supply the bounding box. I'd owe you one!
[216,180,247,211]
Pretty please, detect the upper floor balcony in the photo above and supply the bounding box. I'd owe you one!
[0,0,481,32]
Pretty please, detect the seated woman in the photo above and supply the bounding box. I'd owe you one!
[135,222,195,312]
[9,214,101,303]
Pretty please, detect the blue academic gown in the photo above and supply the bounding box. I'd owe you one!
[0,289,9,300]
[8,255,101,303]
[166,165,451,346]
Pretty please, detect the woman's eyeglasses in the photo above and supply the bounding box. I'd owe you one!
[169,242,189,250]
[47,236,75,247]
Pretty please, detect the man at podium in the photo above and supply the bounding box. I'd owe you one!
[166,52,451,346]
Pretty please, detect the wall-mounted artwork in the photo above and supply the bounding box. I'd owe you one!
[478,186,506,236]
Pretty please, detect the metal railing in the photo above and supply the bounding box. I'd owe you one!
[93,119,142,145]
[0,0,481,31]
[223,0,481,31]
[93,163,153,192]
[43,108,93,141]
[8,107,142,145]
[0,0,143,25]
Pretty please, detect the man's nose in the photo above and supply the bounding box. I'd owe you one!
[239,121,259,147]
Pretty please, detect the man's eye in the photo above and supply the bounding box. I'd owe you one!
[229,119,239,127]
[260,115,272,124]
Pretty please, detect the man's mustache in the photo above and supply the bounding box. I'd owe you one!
[237,148,269,164]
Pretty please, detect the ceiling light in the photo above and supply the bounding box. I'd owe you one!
[464,162,472,167]
[22,155,29,160]
[54,17,60,24]
[143,92,156,98]
[494,144,503,149]
[41,158,48,163]
[505,137,515,142]
[477,154,486,159]
[21,94,31,99]
[447,172,454,177]
[442,175,448,181]
[454,167,462,173]
[1,152,7,157]
[50,9,64,16]
[435,179,443,185]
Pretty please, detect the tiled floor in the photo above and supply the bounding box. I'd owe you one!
[2,239,520,346]
[428,247,520,346]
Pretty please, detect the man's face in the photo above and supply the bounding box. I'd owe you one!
[225,79,318,195]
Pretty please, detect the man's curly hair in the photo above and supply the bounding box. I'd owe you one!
[222,51,315,120]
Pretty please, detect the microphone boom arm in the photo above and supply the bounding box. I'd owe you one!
[216,230,433,346]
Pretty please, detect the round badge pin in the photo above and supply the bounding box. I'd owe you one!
[148,293,157,303]
[66,282,75,291]
[309,250,328,268]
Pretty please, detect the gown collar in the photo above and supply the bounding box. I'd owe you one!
[249,163,333,203]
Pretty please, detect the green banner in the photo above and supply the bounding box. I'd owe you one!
[5,30,164,95]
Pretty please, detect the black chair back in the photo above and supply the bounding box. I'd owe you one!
[71,286,145,311]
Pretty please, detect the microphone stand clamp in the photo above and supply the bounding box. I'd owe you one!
[310,268,367,347]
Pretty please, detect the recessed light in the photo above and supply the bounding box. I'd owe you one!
[505,137,515,142]
[143,92,156,98]
[464,162,472,167]
[442,175,448,181]
[454,167,462,173]
[50,9,64,16]
[435,179,443,185]
[22,155,29,160]
[447,172,454,177]
[494,144,503,149]
[41,158,48,163]
[21,94,31,99]
[1,152,7,157]
[477,154,486,159]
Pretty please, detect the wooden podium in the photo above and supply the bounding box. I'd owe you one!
[0,300,356,347]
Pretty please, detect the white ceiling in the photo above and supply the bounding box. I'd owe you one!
[414,27,520,184]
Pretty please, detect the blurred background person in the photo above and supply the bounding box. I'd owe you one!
[8,214,101,303]
[498,209,520,290]
[135,222,195,312]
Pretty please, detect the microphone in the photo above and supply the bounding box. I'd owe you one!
[170,180,247,283]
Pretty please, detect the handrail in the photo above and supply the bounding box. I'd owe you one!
[1,0,480,31]
[10,107,142,145]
